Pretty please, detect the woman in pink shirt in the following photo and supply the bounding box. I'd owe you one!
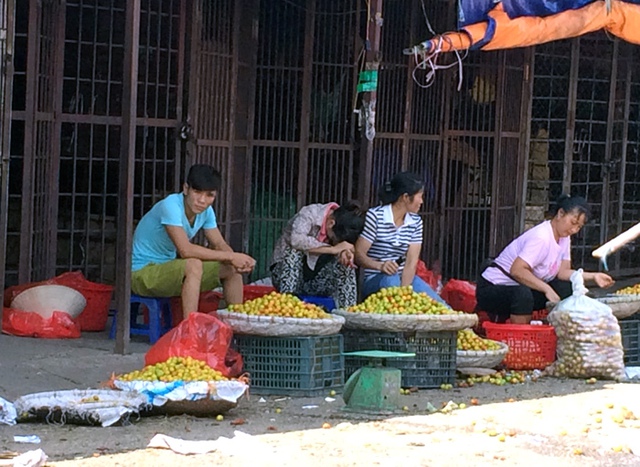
[476,195,614,324]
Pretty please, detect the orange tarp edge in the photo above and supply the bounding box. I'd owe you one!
[429,1,640,53]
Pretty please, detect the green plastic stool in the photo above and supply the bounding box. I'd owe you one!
[342,350,416,414]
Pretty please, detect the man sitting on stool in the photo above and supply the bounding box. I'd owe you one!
[131,164,255,319]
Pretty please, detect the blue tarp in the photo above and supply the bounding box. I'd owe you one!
[459,0,640,28]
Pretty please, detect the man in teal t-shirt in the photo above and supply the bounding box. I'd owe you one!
[131,164,256,318]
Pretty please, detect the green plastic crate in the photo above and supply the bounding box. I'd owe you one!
[620,316,640,365]
[233,334,344,396]
[342,329,457,388]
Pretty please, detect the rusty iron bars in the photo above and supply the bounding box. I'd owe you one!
[3,0,27,289]
[247,0,359,279]
[5,0,184,288]
[375,0,527,281]
[59,0,126,285]
[187,0,235,248]
[619,47,640,274]
[530,35,640,276]
[0,0,16,318]
[18,0,65,284]
[8,0,640,312]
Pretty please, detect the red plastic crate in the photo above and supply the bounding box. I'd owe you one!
[170,291,222,325]
[483,322,557,370]
[243,285,276,301]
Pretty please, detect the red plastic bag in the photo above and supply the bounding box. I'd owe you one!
[2,308,81,339]
[4,271,114,332]
[440,279,477,313]
[145,313,242,378]
[416,260,441,291]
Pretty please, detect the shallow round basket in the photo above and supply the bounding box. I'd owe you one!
[332,308,478,332]
[457,341,509,369]
[10,284,86,319]
[215,309,345,336]
[596,295,640,320]
[153,398,237,417]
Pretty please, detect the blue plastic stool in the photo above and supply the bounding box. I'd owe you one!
[109,295,173,344]
[297,295,336,311]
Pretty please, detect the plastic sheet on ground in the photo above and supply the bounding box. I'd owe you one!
[13,389,147,427]
[148,430,277,459]
[625,367,640,382]
[0,397,17,426]
[0,449,48,467]
[113,379,248,407]
[147,434,219,455]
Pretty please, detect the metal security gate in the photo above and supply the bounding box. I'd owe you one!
[0,0,15,308]
[187,0,365,265]
[373,0,529,281]
[531,35,640,276]
[4,0,185,288]
[3,0,565,301]
[185,0,255,254]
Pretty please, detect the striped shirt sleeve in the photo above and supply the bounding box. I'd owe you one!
[410,216,423,244]
[360,208,378,244]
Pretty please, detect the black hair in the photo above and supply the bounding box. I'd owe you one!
[186,164,221,191]
[331,201,365,244]
[378,171,424,205]
[550,194,590,220]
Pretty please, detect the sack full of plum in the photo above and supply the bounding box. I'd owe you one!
[546,269,624,380]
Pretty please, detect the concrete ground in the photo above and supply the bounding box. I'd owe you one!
[0,276,638,466]
[0,328,148,401]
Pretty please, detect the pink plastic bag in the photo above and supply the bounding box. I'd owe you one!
[145,313,243,378]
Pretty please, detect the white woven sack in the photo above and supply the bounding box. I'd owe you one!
[456,341,509,369]
[332,308,478,332]
[215,309,345,336]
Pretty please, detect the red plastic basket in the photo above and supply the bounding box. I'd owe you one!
[482,322,557,370]
[52,272,113,332]
[74,282,114,332]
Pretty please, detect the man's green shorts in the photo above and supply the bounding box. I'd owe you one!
[131,259,221,297]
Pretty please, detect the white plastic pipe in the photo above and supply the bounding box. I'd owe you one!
[592,221,640,259]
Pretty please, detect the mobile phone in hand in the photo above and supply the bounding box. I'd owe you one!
[395,257,406,266]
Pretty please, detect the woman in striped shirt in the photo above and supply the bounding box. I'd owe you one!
[355,172,445,303]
